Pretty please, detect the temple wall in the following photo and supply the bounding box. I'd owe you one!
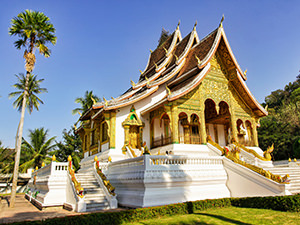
[115,86,167,152]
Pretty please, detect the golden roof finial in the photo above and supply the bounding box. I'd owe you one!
[244,69,247,77]
[195,54,201,64]
[219,14,225,28]
[154,62,158,69]
[166,86,172,95]
[91,96,97,105]
[103,97,108,106]
[193,20,197,31]
[150,49,153,53]
[139,70,143,74]
[111,96,115,100]
[174,54,178,62]
[264,104,268,111]
[176,20,181,30]
[163,47,168,55]
[73,124,77,130]
[145,76,150,85]
[131,80,136,87]
[77,112,82,116]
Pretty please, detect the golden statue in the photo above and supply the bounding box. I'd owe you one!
[263,144,274,161]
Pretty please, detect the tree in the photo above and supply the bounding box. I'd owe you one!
[9,9,56,207]
[0,141,15,175]
[72,90,100,115]
[9,73,47,113]
[51,127,83,171]
[20,128,56,172]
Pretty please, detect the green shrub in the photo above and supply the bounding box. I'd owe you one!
[231,194,300,212]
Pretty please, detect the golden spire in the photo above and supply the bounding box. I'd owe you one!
[173,54,178,61]
[91,96,97,105]
[166,86,172,95]
[131,80,136,87]
[103,97,108,106]
[176,20,181,30]
[219,14,225,28]
[244,69,247,77]
[193,20,197,31]
[150,49,153,53]
[195,54,201,64]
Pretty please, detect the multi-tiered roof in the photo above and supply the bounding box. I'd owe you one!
[81,20,267,120]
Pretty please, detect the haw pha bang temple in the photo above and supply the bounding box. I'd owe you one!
[26,18,300,212]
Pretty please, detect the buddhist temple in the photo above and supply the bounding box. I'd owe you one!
[77,19,267,159]
[27,19,298,212]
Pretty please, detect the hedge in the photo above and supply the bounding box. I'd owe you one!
[8,194,300,225]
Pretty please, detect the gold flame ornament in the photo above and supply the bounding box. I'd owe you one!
[91,96,97,105]
[195,55,201,65]
[244,69,247,77]
[219,14,225,28]
[103,97,108,106]
[174,54,178,62]
[193,20,197,30]
[139,70,143,74]
[163,47,168,55]
[166,86,172,95]
[150,49,153,53]
[130,80,136,87]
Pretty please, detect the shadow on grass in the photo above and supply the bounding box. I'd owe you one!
[195,212,252,225]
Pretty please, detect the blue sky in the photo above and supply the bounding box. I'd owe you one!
[1,0,300,148]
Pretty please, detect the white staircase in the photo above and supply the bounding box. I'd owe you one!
[76,171,110,212]
[265,166,300,194]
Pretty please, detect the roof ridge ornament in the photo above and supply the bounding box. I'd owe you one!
[166,86,172,95]
[139,70,143,74]
[176,20,181,30]
[173,53,178,61]
[243,69,247,77]
[91,96,97,105]
[145,76,150,85]
[163,47,168,55]
[103,97,108,106]
[219,14,225,28]
[195,54,201,65]
[154,62,158,69]
[193,20,197,31]
[150,49,153,53]
[131,80,136,87]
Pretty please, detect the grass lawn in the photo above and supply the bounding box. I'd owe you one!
[123,206,300,225]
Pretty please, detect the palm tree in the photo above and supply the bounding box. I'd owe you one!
[9,73,47,113]
[20,128,56,172]
[72,90,100,115]
[9,9,56,207]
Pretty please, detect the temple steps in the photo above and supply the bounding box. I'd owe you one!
[265,166,300,194]
[76,171,110,211]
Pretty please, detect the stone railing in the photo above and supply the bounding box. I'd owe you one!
[32,161,68,178]
[93,156,117,209]
[67,156,84,198]
[207,138,289,184]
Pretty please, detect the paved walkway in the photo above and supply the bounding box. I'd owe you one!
[0,194,124,224]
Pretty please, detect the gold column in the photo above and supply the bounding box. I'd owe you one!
[252,122,259,147]
[230,114,238,143]
[110,111,116,149]
[171,106,179,143]
[199,108,207,144]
